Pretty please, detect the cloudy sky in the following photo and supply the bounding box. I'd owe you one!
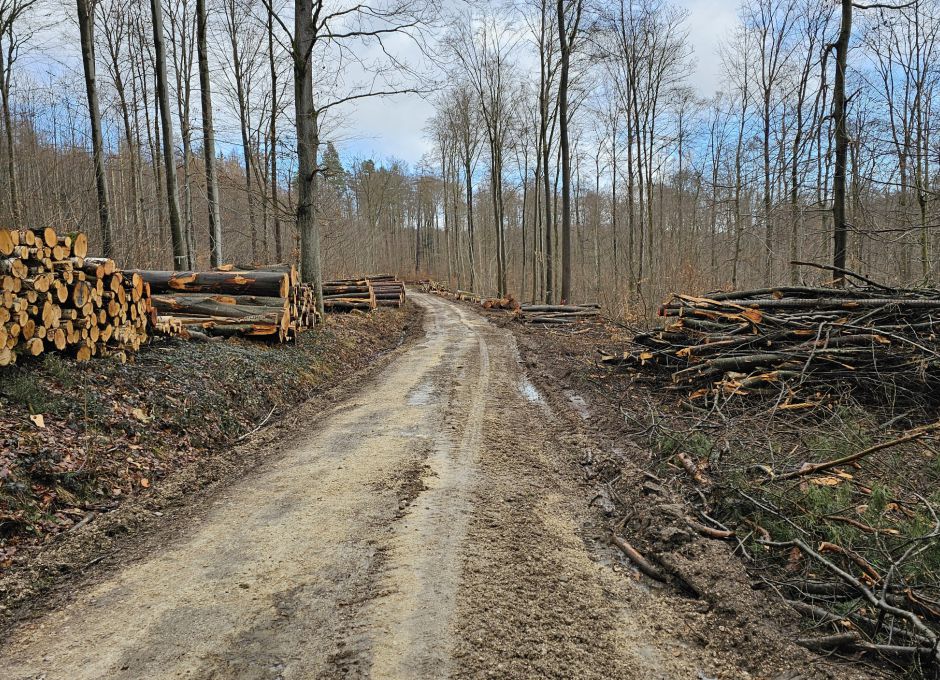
[339,0,741,167]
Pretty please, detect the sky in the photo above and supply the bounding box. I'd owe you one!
[339,0,741,167]
[22,0,741,170]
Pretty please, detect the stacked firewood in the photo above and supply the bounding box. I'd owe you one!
[320,276,407,313]
[519,303,600,324]
[601,286,940,403]
[420,280,449,295]
[367,275,406,308]
[130,265,314,342]
[296,283,318,327]
[0,227,152,365]
[323,279,376,312]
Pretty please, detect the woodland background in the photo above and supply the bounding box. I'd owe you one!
[0,0,935,317]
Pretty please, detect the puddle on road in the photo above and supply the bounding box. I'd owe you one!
[519,378,543,403]
[407,382,434,406]
[564,390,591,420]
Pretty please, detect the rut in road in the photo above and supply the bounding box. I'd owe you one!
[1,293,755,679]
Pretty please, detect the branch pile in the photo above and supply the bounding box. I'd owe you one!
[129,264,313,342]
[519,303,601,324]
[601,286,940,403]
[0,227,153,365]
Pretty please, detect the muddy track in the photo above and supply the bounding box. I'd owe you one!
[0,294,854,679]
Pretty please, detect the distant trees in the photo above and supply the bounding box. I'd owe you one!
[415,0,940,311]
[1,0,940,314]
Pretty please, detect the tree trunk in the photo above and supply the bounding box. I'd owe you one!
[76,0,114,257]
[556,0,577,303]
[832,0,851,287]
[267,4,282,263]
[294,0,323,313]
[197,0,222,267]
[151,0,188,270]
[0,38,18,227]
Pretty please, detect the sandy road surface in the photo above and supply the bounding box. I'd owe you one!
[1,294,800,679]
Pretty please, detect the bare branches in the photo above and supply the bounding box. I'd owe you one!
[775,421,940,481]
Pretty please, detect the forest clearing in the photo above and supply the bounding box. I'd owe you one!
[1,0,940,677]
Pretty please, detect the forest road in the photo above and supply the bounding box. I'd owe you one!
[1,293,728,680]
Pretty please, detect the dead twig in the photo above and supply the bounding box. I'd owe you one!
[610,534,666,582]
[761,537,940,664]
[775,421,940,481]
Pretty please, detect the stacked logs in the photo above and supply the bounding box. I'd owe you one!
[296,283,318,327]
[482,295,520,311]
[323,279,376,312]
[367,275,406,308]
[129,266,313,342]
[600,286,940,403]
[0,227,152,366]
[519,303,601,324]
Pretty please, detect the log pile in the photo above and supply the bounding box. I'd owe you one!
[419,280,471,302]
[519,303,601,324]
[601,285,940,403]
[129,265,313,342]
[323,279,376,312]
[322,275,407,312]
[420,280,449,295]
[0,228,152,366]
[367,275,406,308]
[482,295,520,311]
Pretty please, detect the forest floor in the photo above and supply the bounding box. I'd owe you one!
[0,292,894,679]
[497,305,939,680]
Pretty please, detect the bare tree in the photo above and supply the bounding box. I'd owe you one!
[99,0,144,239]
[556,0,583,302]
[76,0,113,255]
[0,5,31,224]
[267,0,433,312]
[196,0,222,266]
[449,12,518,297]
[151,0,188,269]
[220,0,265,263]
[266,0,283,263]
[168,0,197,263]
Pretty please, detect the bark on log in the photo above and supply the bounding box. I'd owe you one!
[127,270,290,297]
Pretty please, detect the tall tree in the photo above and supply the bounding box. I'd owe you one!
[266,0,433,311]
[222,0,263,263]
[150,0,188,269]
[100,0,144,238]
[76,0,113,256]
[168,0,196,262]
[266,0,282,263]
[292,0,322,308]
[556,0,583,303]
[196,0,222,267]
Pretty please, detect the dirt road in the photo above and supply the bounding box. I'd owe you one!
[0,294,826,679]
